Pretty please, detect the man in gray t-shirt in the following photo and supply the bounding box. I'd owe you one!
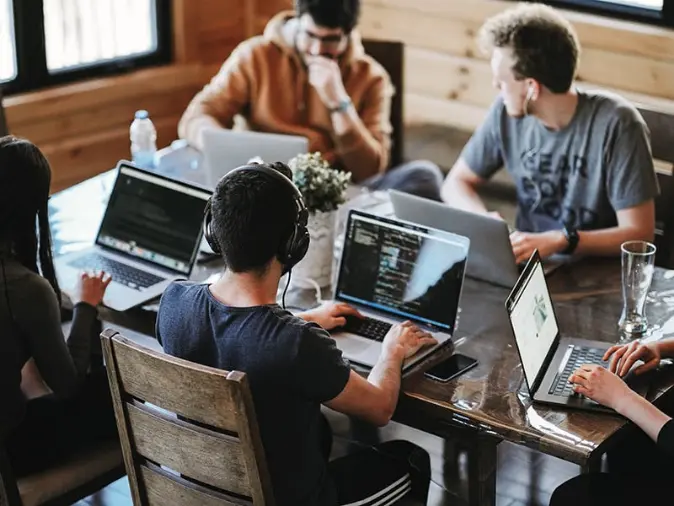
[442,4,658,264]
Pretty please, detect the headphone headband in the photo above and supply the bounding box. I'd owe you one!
[202,163,310,274]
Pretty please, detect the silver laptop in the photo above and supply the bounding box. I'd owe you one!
[55,162,211,312]
[505,250,648,412]
[330,210,470,372]
[390,190,518,288]
[202,129,308,189]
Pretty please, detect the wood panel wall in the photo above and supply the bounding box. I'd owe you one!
[358,0,674,132]
[5,0,674,191]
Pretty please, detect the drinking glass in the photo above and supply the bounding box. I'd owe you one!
[618,240,656,340]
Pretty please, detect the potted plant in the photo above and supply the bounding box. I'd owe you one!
[287,152,351,288]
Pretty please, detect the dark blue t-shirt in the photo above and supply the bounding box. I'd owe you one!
[156,282,351,506]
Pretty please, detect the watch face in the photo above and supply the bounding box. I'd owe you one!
[563,227,579,253]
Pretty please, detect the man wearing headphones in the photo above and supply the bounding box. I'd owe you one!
[156,162,433,506]
[441,4,658,264]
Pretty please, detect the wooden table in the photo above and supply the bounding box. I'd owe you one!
[50,166,674,506]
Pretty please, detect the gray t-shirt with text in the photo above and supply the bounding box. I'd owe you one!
[460,90,659,232]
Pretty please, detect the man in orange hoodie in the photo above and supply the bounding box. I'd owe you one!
[179,0,443,200]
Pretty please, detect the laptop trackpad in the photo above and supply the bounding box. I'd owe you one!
[332,333,379,361]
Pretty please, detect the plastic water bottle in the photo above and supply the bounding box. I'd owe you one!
[130,110,157,169]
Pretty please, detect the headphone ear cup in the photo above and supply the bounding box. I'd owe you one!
[292,226,310,266]
[279,224,310,274]
[203,200,221,255]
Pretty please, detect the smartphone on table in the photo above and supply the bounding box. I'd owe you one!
[424,353,478,382]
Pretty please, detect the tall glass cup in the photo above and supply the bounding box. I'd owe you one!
[618,240,656,340]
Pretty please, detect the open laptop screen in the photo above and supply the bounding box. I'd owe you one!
[96,165,211,275]
[335,211,469,333]
[507,257,559,386]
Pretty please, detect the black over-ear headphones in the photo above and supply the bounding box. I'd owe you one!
[203,164,310,274]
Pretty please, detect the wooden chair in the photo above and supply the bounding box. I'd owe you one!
[0,321,125,506]
[637,106,674,269]
[0,442,123,506]
[101,328,275,505]
[362,39,404,169]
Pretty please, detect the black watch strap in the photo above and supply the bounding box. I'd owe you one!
[562,226,579,254]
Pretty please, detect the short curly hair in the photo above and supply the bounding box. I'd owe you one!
[478,4,580,94]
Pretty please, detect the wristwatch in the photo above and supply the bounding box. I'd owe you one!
[329,98,352,114]
[562,225,580,254]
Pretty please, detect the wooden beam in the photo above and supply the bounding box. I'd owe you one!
[406,47,496,107]
[405,47,674,115]
[5,64,203,125]
[361,1,674,101]
[245,0,256,39]
[10,89,197,146]
[404,92,487,132]
[172,0,202,63]
[363,0,674,62]
[45,115,182,193]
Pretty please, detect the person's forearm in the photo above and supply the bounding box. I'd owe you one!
[615,390,671,442]
[441,177,488,214]
[367,347,405,422]
[575,226,654,256]
[656,338,674,359]
[331,109,387,182]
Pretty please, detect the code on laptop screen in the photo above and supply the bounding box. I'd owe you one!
[96,166,211,274]
[336,212,469,332]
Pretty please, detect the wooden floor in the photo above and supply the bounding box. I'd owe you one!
[75,410,580,506]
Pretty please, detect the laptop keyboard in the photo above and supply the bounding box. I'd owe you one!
[549,346,608,396]
[68,253,165,291]
[342,315,392,342]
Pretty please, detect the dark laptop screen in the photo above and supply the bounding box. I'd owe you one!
[96,165,211,275]
[335,211,469,333]
[507,258,559,386]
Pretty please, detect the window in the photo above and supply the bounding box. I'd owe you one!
[539,0,672,26]
[0,0,17,82]
[2,0,171,95]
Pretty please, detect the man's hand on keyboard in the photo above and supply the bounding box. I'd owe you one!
[382,321,437,360]
[298,302,363,330]
[74,271,112,307]
[604,341,661,378]
[568,364,631,410]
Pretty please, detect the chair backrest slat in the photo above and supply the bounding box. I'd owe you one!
[140,464,246,506]
[637,106,674,269]
[126,402,250,494]
[0,87,8,137]
[363,39,404,169]
[111,335,239,431]
[101,329,275,506]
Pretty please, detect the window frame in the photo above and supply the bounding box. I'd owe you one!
[535,0,673,28]
[3,0,172,95]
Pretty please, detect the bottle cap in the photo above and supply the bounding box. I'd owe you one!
[135,110,149,120]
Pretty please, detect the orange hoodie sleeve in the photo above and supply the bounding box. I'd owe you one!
[178,41,255,150]
[333,72,393,181]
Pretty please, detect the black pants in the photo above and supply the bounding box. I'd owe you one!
[6,368,118,477]
[550,473,670,505]
[363,160,444,202]
[551,428,672,505]
[320,414,432,505]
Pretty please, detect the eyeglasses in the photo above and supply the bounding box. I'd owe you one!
[299,29,347,49]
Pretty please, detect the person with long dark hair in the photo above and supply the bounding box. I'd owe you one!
[0,135,117,476]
